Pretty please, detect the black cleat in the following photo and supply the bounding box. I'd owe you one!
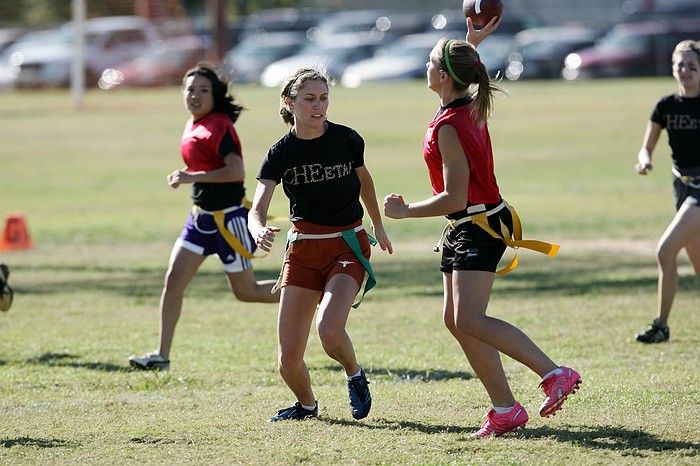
[129,351,170,370]
[347,368,372,420]
[635,319,670,344]
[0,264,13,312]
[269,402,318,422]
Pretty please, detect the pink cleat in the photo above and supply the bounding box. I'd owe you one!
[539,366,581,417]
[470,402,529,438]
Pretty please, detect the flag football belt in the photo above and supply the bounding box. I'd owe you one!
[191,205,264,260]
[434,201,560,276]
[672,167,700,189]
[272,225,378,308]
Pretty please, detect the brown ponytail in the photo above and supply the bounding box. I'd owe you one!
[438,39,503,125]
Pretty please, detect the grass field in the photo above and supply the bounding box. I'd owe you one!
[0,79,698,465]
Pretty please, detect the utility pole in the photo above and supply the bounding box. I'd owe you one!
[208,0,228,62]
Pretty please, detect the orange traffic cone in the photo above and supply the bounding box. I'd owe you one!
[0,213,33,251]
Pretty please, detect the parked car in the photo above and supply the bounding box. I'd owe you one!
[221,31,309,84]
[0,28,28,54]
[504,25,598,80]
[105,35,208,88]
[623,0,700,21]
[309,10,428,44]
[563,19,700,80]
[428,8,531,35]
[341,31,462,87]
[259,33,383,87]
[341,30,512,87]
[0,16,160,88]
[240,7,331,40]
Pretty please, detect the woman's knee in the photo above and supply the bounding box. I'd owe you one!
[229,276,259,302]
[455,314,483,337]
[163,267,189,295]
[231,285,256,302]
[443,312,459,335]
[278,351,304,375]
[316,320,344,347]
[656,240,679,266]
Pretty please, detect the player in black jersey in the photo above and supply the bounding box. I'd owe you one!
[249,68,392,421]
[634,40,700,343]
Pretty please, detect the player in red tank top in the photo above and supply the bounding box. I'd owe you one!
[129,65,279,371]
[384,18,581,437]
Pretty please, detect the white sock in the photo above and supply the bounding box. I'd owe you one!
[542,367,563,381]
[301,401,317,411]
[346,368,363,380]
[493,405,514,414]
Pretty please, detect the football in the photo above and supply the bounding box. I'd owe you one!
[463,0,503,27]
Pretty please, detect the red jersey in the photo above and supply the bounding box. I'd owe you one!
[181,112,242,171]
[423,100,500,206]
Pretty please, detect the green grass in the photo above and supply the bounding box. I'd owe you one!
[0,79,698,464]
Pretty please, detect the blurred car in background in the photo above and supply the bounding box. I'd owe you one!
[341,31,462,87]
[341,30,512,87]
[221,31,309,84]
[309,10,428,45]
[563,19,700,80]
[0,16,160,88]
[0,28,28,54]
[622,0,700,21]
[259,33,383,87]
[428,8,531,35]
[240,7,331,40]
[504,25,598,80]
[105,35,208,88]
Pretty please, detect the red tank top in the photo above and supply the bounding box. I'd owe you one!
[423,103,500,205]
[181,112,242,171]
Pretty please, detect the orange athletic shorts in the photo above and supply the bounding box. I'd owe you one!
[281,220,371,292]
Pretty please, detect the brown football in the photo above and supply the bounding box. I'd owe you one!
[463,0,503,27]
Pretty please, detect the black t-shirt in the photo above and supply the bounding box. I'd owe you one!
[651,94,700,170]
[257,121,365,226]
[191,131,246,210]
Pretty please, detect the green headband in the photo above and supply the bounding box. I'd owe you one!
[443,40,467,86]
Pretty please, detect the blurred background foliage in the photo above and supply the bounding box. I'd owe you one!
[0,0,303,26]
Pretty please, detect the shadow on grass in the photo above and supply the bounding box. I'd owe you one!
[0,436,76,448]
[17,263,280,298]
[14,259,697,299]
[375,258,698,298]
[25,352,130,373]
[318,420,699,456]
[320,417,470,434]
[317,364,473,382]
[519,424,700,456]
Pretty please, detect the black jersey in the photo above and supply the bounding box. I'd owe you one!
[257,121,365,226]
[651,94,700,170]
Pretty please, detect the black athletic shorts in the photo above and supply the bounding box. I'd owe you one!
[440,206,513,274]
[673,166,700,210]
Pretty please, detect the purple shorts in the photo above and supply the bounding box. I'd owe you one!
[177,206,256,273]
